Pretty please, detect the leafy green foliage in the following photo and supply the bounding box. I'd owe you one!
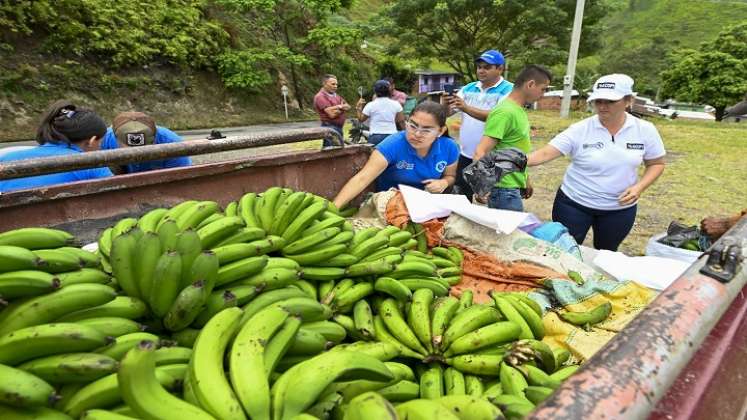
[217,47,310,90]
[1,0,228,66]
[380,0,607,80]
[661,24,747,121]
[214,0,371,104]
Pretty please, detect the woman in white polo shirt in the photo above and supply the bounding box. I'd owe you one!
[527,74,666,251]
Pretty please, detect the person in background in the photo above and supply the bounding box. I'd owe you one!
[102,111,191,174]
[333,101,459,209]
[0,100,112,192]
[701,209,747,241]
[384,77,408,106]
[355,80,405,146]
[473,65,552,211]
[527,74,666,251]
[313,74,350,147]
[445,49,513,200]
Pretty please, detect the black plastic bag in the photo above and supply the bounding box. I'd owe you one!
[658,221,700,248]
[462,148,527,197]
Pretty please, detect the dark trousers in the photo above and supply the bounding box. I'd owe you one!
[321,122,343,147]
[551,188,637,251]
[368,133,389,146]
[455,154,474,199]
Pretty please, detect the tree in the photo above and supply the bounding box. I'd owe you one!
[660,51,747,121]
[660,24,747,121]
[215,0,366,107]
[380,0,606,80]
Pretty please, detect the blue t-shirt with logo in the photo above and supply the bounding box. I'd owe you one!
[102,126,191,173]
[0,143,113,192]
[375,131,460,191]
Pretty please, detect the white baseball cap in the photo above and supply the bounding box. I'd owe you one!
[587,74,635,102]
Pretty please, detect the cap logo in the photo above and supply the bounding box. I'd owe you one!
[597,82,615,89]
[126,133,146,146]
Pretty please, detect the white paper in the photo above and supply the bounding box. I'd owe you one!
[592,250,691,290]
[399,184,538,234]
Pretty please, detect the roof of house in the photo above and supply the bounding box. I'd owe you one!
[415,70,460,76]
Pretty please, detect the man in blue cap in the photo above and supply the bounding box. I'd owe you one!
[444,49,513,200]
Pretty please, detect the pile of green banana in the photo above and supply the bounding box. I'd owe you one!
[0,187,588,420]
[0,227,111,310]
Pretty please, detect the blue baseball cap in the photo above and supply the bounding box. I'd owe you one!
[476,50,505,66]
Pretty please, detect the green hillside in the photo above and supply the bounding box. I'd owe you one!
[597,0,747,95]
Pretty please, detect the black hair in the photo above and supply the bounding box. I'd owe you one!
[514,65,553,88]
[35,100,107,145]
[374,81,391,98]
[411,100,447,127]
[383,77,394,84]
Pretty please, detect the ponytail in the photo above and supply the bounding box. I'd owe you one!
[35,100,107,145]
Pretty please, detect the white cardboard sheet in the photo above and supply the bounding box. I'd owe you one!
[399,184,539,234]
[592,250,691,290]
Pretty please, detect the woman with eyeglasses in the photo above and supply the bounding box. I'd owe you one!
[527,74,666,251]
[333,101,459,209]
[0,100,113,192]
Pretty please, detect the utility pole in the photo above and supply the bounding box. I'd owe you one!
[281,85,289,120]
[560,0,586,118]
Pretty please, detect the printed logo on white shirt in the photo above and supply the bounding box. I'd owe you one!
[582,141,605,150]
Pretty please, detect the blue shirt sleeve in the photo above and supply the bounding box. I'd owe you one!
[101,128,118,150]
[75,166,114,181]
[155,127,192,167]
[444,137,460,165]
[375,131,404,164]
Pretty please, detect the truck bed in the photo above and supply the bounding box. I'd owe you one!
[1,140,745,419]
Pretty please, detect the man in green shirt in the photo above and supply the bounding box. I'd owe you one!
[474,65,552,211]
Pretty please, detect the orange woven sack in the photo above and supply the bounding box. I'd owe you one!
[384,191,566,303]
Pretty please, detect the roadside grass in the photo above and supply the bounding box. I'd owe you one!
[524,111,747,255]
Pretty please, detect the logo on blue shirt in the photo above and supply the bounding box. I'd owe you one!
[435,161,447,172]
[396,160,414,170]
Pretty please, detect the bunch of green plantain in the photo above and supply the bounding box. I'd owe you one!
[0,227,112,310]
[0,187,592,420]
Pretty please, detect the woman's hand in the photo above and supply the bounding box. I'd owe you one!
[618,184,643,206]
[521,179,533,199]
[422,178,449,193]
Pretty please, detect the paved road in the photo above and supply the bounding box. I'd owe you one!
[0,120,324,163]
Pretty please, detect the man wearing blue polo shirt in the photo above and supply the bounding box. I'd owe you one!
[444,49,513,200]
[102,112,191,174]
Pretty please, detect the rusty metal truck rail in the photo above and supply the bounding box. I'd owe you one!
[0,145,372,242]
[0,127,340,181]
[529,217,747,420]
